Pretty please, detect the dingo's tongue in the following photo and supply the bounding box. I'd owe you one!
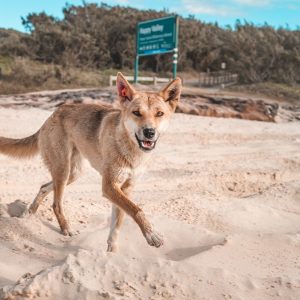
[142,141,154,148]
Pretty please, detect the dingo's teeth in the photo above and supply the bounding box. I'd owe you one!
[142,141,154,148]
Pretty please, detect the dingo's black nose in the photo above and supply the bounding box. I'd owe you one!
[143,128,155,139]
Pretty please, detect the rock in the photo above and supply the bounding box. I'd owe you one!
[7,200,28,217]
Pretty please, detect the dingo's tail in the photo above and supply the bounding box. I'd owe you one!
[0,131,39,158]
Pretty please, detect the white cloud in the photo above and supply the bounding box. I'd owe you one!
[233,0,270,6]
[182,0,240,16]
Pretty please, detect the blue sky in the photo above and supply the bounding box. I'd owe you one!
[1,0,299,31]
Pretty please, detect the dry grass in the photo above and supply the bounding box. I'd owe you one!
[0,57,158,95]
[0,57,118,94]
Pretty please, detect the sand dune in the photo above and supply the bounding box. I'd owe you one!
[0,107,300,299]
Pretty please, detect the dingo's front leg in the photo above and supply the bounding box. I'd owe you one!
[102,176,163,249]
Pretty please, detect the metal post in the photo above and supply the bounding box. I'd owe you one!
[134,55,139,83]
[173,48,178,79]
[173,16,179,79]
[134,21,139,84]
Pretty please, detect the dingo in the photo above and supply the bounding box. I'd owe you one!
[0,73,182,251]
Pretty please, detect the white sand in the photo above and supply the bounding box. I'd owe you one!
[0,107,300,299]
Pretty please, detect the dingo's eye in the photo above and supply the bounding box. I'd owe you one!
[156,111,164,117]
[132,111,142,117]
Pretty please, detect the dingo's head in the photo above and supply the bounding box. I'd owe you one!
[116,72,182,152]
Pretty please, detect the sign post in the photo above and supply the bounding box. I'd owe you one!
[173,48,178,78]
[134,15,179,83]
[134,55,139,83]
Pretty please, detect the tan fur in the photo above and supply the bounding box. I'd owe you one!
[0,73,182,251]
[0,131,39,158]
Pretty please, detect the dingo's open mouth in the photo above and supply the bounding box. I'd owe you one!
[135,134,156,152]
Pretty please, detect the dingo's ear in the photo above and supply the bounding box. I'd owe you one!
[160,78,182,112]
[116,72,136,106]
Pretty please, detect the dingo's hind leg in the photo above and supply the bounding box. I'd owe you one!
[52,147,83,236]
[107,205,125,252]
[28,148,82,217]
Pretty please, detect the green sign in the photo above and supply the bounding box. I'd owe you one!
[137,15,178,56]
[134,15,179,82]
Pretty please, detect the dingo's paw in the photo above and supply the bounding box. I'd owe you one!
[145,231,164,248]
[107,243,118,252]
[62,228,74,237]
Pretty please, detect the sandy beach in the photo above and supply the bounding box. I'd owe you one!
[0,101,300,299]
